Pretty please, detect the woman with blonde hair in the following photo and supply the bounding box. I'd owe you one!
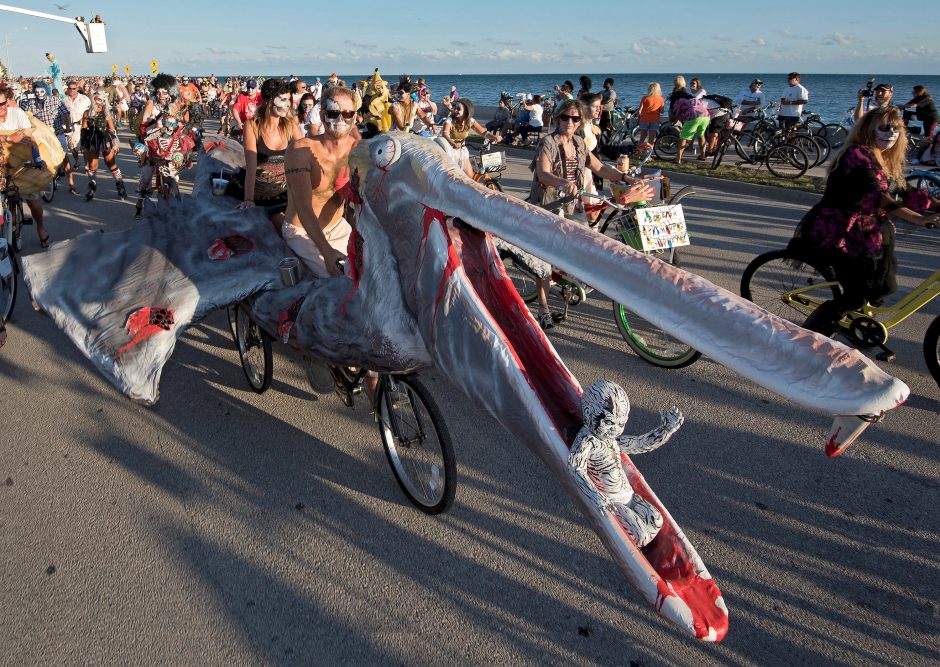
[791,106,940,335]
[236,78,304,230]
[636,82,664,147]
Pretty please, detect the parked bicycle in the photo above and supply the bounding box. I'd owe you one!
[740,237,939,389]
[229,296,457,514]
[905,167,940,199]
[469,141,506,192]
[709,119,810,179]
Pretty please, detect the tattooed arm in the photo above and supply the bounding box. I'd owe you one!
[616,407,684,455]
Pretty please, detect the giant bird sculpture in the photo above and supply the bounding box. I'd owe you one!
[22,133,910,641]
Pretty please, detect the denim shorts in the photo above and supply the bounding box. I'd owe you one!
[638,120,659,130]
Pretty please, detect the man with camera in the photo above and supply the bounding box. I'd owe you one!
[856,80,894,121]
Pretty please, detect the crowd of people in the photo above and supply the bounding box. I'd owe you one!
[0,66,937,353]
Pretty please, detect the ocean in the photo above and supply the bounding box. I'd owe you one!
[296,73,940,124]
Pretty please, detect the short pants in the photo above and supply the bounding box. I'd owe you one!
[638,120,660,131]
[679,116,710,141]
[282,217,352,278]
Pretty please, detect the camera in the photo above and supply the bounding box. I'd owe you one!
[860,77,876,98]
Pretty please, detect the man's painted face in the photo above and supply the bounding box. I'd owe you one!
[322,97,355,137]
[157,88,169,103]
[33,86,46,100]
[272,93,291,117]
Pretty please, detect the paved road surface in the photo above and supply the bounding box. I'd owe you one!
[2,132,938,665]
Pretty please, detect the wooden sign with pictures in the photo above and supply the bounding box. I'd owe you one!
[635,205,690,252]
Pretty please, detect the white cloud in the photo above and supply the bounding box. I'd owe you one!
[631,42,648,55]
[830,32,854,46]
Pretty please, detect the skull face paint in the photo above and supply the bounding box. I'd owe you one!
[33,86,46,100]
[323,98,353,137]
[156,88,169,104]
[452,104,464,119]
[874,125,900,150]
[272,93,291,117]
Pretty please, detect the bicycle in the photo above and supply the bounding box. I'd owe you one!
[41,164,61,203]
[905,167,940,199]
[469,142,505,192]
[739,241,940,389]
[229,298,457,514]
[709,120,810,179]
[816,106,855,149]
[501,181,702,368]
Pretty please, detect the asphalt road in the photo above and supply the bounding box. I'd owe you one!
[2,131,938,666]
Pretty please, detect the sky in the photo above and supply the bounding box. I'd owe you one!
[0,0,938,76]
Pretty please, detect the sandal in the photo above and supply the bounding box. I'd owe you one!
[69,184,79,195]
[39,234,51,249]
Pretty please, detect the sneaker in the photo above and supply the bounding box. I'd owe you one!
[538,311,554,331]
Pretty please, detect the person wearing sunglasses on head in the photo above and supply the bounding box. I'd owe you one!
[521,98,655,331]
[790,106,940,337]
[282,86,361,279]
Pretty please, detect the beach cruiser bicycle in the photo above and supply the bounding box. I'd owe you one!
[740,233,940,389]
[469,141,506,192]
[709,117,810,179]
[227,294,456,515]
[501,181,702,369]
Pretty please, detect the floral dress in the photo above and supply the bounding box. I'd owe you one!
[791,144,930,302]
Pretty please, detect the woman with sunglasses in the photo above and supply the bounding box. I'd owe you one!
[79,89,126,201]
[435,98,499,178]
[389,77,435,134]
[523,99,654,330]
[791,106,940,336]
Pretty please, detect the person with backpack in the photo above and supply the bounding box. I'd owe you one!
[673,94,711,164]
[701,93,734,157]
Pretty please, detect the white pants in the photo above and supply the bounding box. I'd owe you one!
[282,218,352,278]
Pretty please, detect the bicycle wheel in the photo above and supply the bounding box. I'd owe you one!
[740,250,840,324]
[765,144,808,179]
[377,374,456,514]
[10,204,22,253]
[905,173,940,199]
[818,124,847,149]
[1,208,12,249]
[733,131,765,161]
[235,305,273,393]
[226,304,238,346]
[612,244,701,368]
[483,178,503,193]
[41,176,56,203]
[653,131,680,160]
[924,315,940,389]
[501,254,539,303]
[787,133,822,169]
[0,239,16,322]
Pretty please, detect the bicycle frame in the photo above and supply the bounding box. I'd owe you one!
[780,270,940,332]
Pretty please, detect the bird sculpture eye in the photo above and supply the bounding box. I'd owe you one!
[370,136,400,169]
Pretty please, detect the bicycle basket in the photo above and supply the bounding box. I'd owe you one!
[470,151,505,173]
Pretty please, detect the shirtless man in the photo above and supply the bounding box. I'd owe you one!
[282,86,360,278]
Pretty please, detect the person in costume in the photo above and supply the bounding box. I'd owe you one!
[79,90,125,201]
[234,78,303,230]
[360,69,390,138]
[134,74,192,218]
[45,53,64,98]
[434,98,499,178]
[568,380,683,548]
[389,76,435,134]
[0,88,51,247]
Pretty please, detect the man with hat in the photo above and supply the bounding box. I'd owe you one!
[856,82,894,121]
[734,78,765,115]
[231,78,261,135]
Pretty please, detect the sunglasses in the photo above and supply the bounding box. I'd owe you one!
[324,109,356,121]
[557,114,581,123]
[877,124,900,132]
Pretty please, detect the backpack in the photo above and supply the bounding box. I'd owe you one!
[675,96,710,121]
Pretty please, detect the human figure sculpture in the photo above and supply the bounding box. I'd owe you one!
[568,380,683,548]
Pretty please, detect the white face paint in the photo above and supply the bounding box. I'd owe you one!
[272,93,291,117]
[34,88,46,100]
[874,124,900,150]
[323,98,353,137]
[157,88,169,104]
[452,104,464,119]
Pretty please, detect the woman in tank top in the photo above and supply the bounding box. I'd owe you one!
[434,98,499,178]
[237,78,304,231]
